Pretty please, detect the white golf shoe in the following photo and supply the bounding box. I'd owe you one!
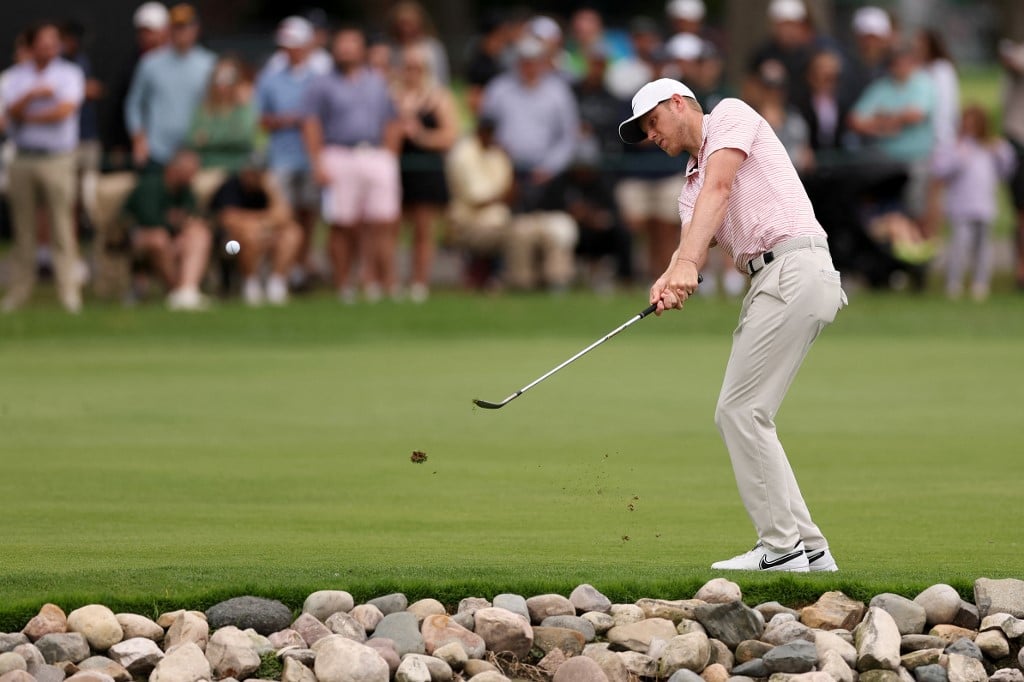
[805,546,839,572]
[711,541,810,572]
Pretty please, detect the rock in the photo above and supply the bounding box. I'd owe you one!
[402,653,452,682]
[951,602,979,631]
[114,615,162,642]
[268,630,305,650]
[312,636,389,682]
[23,606,69,643]
[207,598,292,637]
[901,635,948,653]
[66,607,122,652]
[349,605,385,634]
[943,638,982,661]
[553,655,609,682]
[1020,646,1024,669]
[205,625,260,680]
[945,653,987,682]
[491,595,529,622]
[914,664,948,682]
[636,599,704,623]
[582,612,615,635]
[801,593,865,632]
[14,644,43,670]
[420,615,485,659]
[63,673,114,682]
[290,614,331,648]
[280,648,316,668]
[540,616,596,642]
[466,673,509,682]
[29,663,65,682]
[913,586,961,628]
[370,612,424,657]
[36,634,90,664]
[607,618,677,653]
[451,613,474,631]
[0,654,26,676]
[525,595,574,624]
[618,650,657,678]
[732,659,769,677]
[407,600,446,624]
[708,638,733,671]
[991,670,1024,682]
[900,649,944,670]
[164,612,209,652]
[695,579,742,604]
[538,647,567,675]
[859,671,902,682]
[756,603,801,622]
[362,639,399,675]
[461,659,498,677]
[302,591,354,622]
[325,612,367,643]
[609,604,646,627]
[0,635,30,654]
[584,645,630,682]
[980,613,1024,639]
[695,602,765,649]
[764,640,817,674]
[815,629,857,667]
[975,578,1024,619]
[660,632,711,677]
[763,619,813,646]
[456,598,490,617]
[394,656,430,682]
[107,637,164,673]
[974,629,1010,659]
[281,657,316,682]
[702,662,730,682]
[870,595,928,636]
[820,649,855,682]
[0,671,35,682]
[771,673,834,682]
[856,607,902,672]
[472,608,532,659]
[150,642,211,682]
[532,627,585,657]
[668,671,706,682]
[77,657,129,682]
[570,585,611,615]
[735,640,774,664]
[927,626,976,645]
[431,642,466,670]
[678,619,708,636]
[366,593,407,617]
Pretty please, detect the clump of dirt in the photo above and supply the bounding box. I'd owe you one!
[410,450,428,464]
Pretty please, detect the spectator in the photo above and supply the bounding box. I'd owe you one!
[797,48,853,156]
[751,59,814,173]
[463,11,511,114]
[563,8,629,83]
[184,55,257,202]
[935,106,1015,301]
[663,32,703,85]
[394,45,459,303]
[261,9,332,77]
[1000,37,1024,289]
[125,3,215,170]
[845,6,893,104]
[848,42,936,223]
[366,33,394,80]
[573,46,628,164]
[60,20,103,225]
[0,22,85,314]
[527,15,571,79]
[916,28,959,239]
[121,149,212,310]
[255,16,321,290]
[302,26,402,303]
[665,0,724,54]
[102,2,169,170]
[208,154,302,305]
[747,0,830,109]
[445,116,513,289]
[605,17,663,101]
[387,1,450,86]
[691,41,734,112]
[481,37,579,291]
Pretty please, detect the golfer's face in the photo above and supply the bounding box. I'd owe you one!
[641,100,683,156]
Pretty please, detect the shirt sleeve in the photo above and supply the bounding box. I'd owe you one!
[538,83,580,175]
[299,77,323,120]
[703,98,756,160]
[124,58,150,135]
[60,62,85,107]
[852,82,882,118]
[253,74,271,116]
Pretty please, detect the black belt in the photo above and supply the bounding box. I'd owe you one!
[746,236,829,276]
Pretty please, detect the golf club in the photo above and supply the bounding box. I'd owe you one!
[473,277,701,410]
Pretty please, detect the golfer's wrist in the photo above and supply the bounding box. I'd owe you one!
[675,255,700,268]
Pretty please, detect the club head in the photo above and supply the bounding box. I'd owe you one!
[472,398,506,409]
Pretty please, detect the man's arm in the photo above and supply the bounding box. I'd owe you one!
[125,62,150,165]
[302,115,326,185]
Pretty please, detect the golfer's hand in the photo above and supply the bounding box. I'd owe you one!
[650,258,700,316]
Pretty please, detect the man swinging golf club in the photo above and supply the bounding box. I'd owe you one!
[618,79,846,572]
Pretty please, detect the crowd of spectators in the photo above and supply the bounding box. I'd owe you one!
[1,0,1023,313]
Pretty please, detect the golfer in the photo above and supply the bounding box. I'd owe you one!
[619,79,846,572]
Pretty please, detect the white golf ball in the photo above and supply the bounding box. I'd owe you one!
[225,240,240,255]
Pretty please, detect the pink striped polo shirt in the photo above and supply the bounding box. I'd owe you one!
[677,98,826,269]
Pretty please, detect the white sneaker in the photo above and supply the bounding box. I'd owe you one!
[266,275,289,306]
[409,282,429,304]
[338,287,357,305]
[711,541,810,572]
[167,287,210,312]
[806,546,839,572]
[242,277,264,307]
[364,282,382,303]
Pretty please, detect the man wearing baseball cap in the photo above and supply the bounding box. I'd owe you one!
[619,79,846,572]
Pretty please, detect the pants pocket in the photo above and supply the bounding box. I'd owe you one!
[820,268,846,322]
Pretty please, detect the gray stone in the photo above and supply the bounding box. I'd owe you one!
[325,612,367,643]
[973,629,1009,659]
[279,648,316,668]
[901,635,948,653]
[107,637,163,674]
[349,605,384,634]
[281,657,316,682]
[291,613,331,648]
[659,632,711,677]
[815,629,857,667]
[569,585,611,615]
[431,642,466,670]
[581,612,615,635]
[312,636,388,682]
[870,594,928,636]
[114,615,163,642]
[28,663,65,682]
[583,645,630,682]
[975,578,1024,619]
[365,593,407,616]
[951,602,980,631]
[539,616,595,642]
[531,627,585,657]
[244,629,274,656]
[856,607,901,672]
[13,645,43,670]
[66,607,122,652]
[762,619,813,646]
[801,593,865,632]
[735,640,774,664]
[695,579,742,604]
[205,597,292,636]
[943,638,982,661]
[980,612,1024,639]
[164,612,208,651]
[456,598,490,616]
[406,600,446,624]
[732,659,768,677]
[420,614,484,659]
[708,638,733,671]
[149,642,211,682]
[36,634,90,664]
[401,654,452,682]
[491,595,530,622]
[471,608,532,659]
[764,640,817,674]
[617,650,657,678]
[0,654,26,676]
[302,591,354,623]
[756,603,801,622]
[525,594,574,624]
[606,618,677,653]
[668,670,706,682]
[77,657,129,682]
[0,635,29,654]
[636,599,704,623]
[22,605,68,643]
[945,653,987,682]
[552,655,609,682]
[369,612,423,657]
[451,613,473,631]
[695,602,765,649]
[362,639,398,675]
[205,625,260,680]
[914,586,961,628]
[820,649,855,682]
[394,656,430,682]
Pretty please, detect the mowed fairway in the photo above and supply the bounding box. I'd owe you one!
[0,291,1021,627]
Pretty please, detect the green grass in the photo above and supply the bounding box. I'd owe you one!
[0,290,1022,631]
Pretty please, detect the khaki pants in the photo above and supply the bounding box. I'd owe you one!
[714,243,846,553]
[4,152,79,310]
[505,211,577,289]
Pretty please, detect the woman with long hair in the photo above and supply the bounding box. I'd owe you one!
[916,28,959,240]
[387,1,451,86]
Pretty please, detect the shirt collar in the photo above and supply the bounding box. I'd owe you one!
[685,114,710,177]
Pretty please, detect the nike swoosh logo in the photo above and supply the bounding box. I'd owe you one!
[759,550,805,569]
[806,550,826,564]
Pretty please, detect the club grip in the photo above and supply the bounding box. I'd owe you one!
[640,274,704,318]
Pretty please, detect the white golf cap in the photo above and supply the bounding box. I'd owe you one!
[666,32,704,61]
[768,0,807,22]
[134,1,169,30]
[667,0,706,22]
[618,78,696,144]
[276,16,313,49]
[529,15,562,42]
[853,6,892,37]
